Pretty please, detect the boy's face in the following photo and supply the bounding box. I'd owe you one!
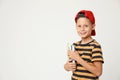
[76,17,95,39]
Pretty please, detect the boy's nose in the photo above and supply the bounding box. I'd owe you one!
[81,26,85,31]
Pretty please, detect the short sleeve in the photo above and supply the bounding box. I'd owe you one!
[92,44,104,63]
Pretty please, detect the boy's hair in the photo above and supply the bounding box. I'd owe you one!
[75,10,96,36]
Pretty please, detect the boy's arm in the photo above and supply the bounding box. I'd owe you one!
[76,57,103,77]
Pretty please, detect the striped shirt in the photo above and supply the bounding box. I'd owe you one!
[72,39,104,80]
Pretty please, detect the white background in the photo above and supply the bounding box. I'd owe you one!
[0,0,120,80]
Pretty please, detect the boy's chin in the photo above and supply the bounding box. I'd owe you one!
[80,35,90,39]
[81,36,87,39]
[79,35,87,38]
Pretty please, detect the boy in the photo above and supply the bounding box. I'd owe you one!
[64,10,104,80]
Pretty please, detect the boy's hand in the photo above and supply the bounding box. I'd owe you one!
[64,59,76,72]
[68,50,80,61]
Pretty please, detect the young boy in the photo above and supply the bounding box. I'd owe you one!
[64,10,104,80]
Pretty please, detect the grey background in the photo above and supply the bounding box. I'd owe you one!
[0,0,120,80]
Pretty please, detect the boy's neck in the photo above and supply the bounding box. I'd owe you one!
[81,36,93,44]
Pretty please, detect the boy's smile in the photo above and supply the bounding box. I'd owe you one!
[76,17,95,39]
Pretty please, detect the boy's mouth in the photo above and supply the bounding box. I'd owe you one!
[80,32,86,35]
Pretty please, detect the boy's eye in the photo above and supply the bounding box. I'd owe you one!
[78,25,81,27]
[84,25,88,27]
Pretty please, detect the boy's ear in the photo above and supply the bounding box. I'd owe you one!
[92,24,95,30]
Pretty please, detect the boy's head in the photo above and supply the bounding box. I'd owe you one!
[75,10,96,36]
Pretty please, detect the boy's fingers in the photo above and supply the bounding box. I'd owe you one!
[68,53,70,57]
[72,68,76,72]
[71,65,76,68]
[70,63,76,67]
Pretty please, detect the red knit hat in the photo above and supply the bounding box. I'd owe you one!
[75,10,96,36]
